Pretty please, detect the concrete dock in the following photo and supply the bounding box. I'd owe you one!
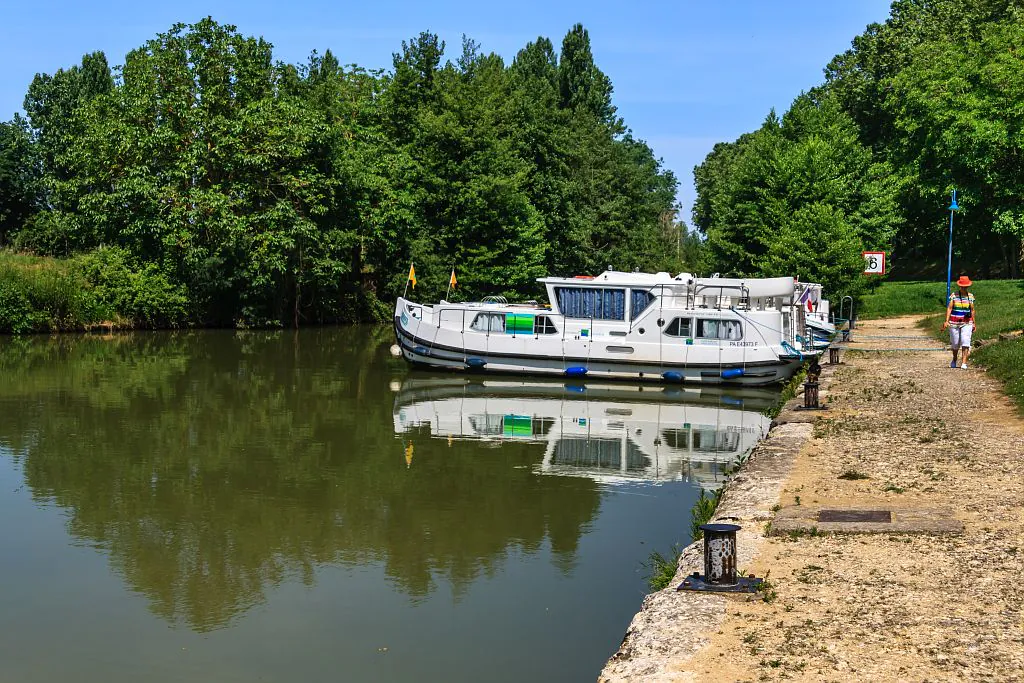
[600,315,1024,682]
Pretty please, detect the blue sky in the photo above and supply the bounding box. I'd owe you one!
[0,0,893,222]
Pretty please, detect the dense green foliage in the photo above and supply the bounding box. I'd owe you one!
[0,249,189,333]
[694,0,1024,298]
[0,19,685,329]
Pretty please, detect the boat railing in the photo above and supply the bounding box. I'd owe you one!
[692,283,751,310]
[839,296,855,330]
[482,295,508,305]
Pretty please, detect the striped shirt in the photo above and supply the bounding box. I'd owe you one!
[948,292,974,325]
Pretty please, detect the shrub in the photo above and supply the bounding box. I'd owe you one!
[0,254,100,333]
[74,247,190,328]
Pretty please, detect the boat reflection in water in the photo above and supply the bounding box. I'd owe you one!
[393,377,774,490]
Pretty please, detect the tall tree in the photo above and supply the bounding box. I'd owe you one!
[0,115,37,243]
[558,24,620,131]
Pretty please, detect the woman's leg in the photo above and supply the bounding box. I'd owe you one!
[950,327,960,366]
[960,324,973,367]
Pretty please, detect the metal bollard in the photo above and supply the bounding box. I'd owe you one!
[829,347,840,364]
[803,381,820,409]
[701,523,740,585]
[677,523,763,593]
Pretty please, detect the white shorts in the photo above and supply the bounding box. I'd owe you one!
[950,324,973,350]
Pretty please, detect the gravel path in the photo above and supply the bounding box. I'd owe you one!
[686,316,1024,681]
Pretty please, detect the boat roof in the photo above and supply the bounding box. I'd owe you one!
[537,271,798,297]
[537,270,687,286]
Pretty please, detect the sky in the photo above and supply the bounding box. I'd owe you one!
[0,0,894,223]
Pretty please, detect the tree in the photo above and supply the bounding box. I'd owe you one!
[8,20,682,325]
[558,24,620,131]
[0,115,37,243]
[694,95,899,298]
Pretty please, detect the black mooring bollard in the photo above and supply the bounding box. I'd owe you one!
[829,347,840,364]
[804,381,820,409]
[701,523,740,585]
[677,523,763,593]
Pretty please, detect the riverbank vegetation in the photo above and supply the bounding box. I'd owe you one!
[0,249,188,332]
[0,19,685,329]
[694,0,1024,298]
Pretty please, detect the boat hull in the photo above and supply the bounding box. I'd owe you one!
[394,318,803,387]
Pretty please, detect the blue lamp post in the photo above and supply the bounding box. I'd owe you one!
[945,189,960,302]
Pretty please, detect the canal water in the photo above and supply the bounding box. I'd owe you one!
[0,328,775,682]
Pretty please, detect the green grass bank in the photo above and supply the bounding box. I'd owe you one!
[857,279,1024,411]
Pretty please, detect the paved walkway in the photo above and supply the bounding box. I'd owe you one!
[602,315,1024,682]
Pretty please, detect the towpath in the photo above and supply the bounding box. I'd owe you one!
[601,315,1024,682]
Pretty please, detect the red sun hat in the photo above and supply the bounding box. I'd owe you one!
[956,275,972,287]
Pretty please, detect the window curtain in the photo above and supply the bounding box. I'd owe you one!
[697,319,742,340]
[631,290,655,320]
[471,314,505,333]
[557,288,625,320]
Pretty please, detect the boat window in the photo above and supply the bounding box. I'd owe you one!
[470,313,506,333]
[660,428,690,449]
[692,429,741,452]
[555,287,626,320]
[663,317,693,337]
[467,414,505,435]
[630,290,656,320]
[552,437,622,468]
[533,315,558,335]
[697,319,742,340]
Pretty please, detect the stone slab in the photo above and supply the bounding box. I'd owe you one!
[771,505,964,535]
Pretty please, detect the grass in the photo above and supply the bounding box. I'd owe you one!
[838,469,870,480]
[0,252,104,332]
[857,279,1024,341]
[689,488,724,542]
[763,367,807,419]
[858,281,951,320]
[974,337,1024,413]
[643,545,683,593]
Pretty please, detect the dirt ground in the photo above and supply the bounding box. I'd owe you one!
[686,316,1024,682]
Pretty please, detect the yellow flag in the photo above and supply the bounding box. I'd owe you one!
[449,269,457,289]
[408,264,416,289]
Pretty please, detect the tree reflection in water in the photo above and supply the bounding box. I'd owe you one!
[0,329,600,631]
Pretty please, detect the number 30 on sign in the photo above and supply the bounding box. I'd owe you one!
[862,251,886,275]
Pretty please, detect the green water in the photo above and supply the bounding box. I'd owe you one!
[0,328,774,682]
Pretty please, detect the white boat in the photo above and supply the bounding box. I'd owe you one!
[392,377,772,488]
[394,271,811,387]
[795,281,835,350]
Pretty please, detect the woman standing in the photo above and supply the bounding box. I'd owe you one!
[941,275,977,369]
